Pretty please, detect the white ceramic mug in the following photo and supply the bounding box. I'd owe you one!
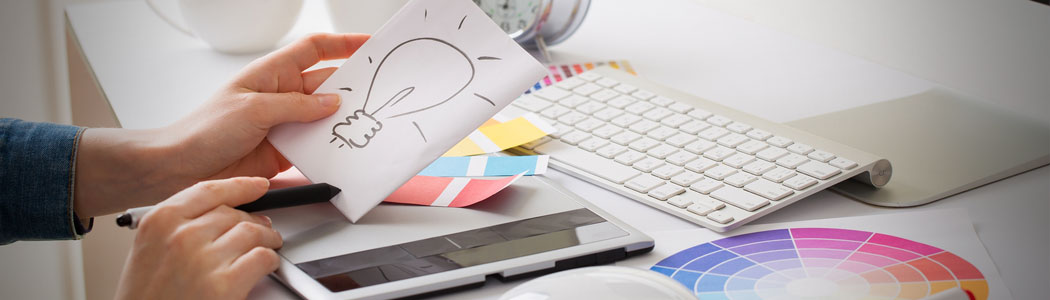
[326,0,409,34]
[147,0,304,54]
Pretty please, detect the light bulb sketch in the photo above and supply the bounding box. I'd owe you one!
[329,11,502,150]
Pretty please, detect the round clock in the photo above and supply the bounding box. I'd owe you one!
[474,0,591,60]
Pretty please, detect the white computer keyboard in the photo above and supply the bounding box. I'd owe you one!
[506,67,891,232]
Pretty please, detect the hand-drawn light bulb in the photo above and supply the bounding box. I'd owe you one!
[329,35,503,150]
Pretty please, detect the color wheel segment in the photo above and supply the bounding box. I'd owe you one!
[651,228,988,300]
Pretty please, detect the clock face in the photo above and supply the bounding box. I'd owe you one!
[474,0,543,37]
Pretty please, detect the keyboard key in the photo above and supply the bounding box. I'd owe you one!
[667,195,693,208]
[610,131,642,145]
[548,123,573,138]
[716,133,749,148]
[633,90,657,100]
[535,139,640,184]
[667,102,693,113]
[577,72,601,81]
[702,146,736,161]
[706,210,734,224]
[628,120,660,133]
[687,109,713,120]
[724,173,757,188]
[574,118,605,132]
[670,171,704,186]
[625,174,664,192]
[647,145,679,159]
[737,140,769,155]
[513,96,553,112]
[592,124,623,139]
[767,136,794,148]
[784,175,818,190]
[557,111,589,125]
[796,161,841,180]
[633,157,666,172]
[559,94,590,108]
[554,77,586,89]
[684,158,718,173]
[706,115,733,127]
[679,120,711,134]
[665,133,698,147]
[684,140,717,154]
[686,203,717,216]
[808,150,836,162]
[829,157,858,170]
[614,150,646,165]
[578,138,609,152]
[628,138,660,152]
[692,194,725,210]
[762,167,797,183]
[649,96,674,106]
[652,165,685,180]
[642,107,673,121]
[607,95,637,109]
[787,143,814,155]
[625,101,656,115]
[610,114,642,127]
[613,83,638,94]
[560,132,591,145]
[646,126,678,140]
[704,165,737,180]
[690,178,724,194]
[533,87,571,101]
[726,122,753,134]
[572,83,602,96]
[742,160,776,175]
[711,187,770,212]
[723,153,756,169]
[746,129,773,141]
[648,184,685,200]
[576,101,607,114]
[756,147,789,161]
[699,127,730,141]
[520,136,552,150]
[589,89,619,102]
[666,151,698,166]
[745,179,794,201]
[595,77,619,87]
[539,105,571,119]
[776,153,810,169]
[596,144,628,158]
[660,114,692,128]
[593,108,624,121]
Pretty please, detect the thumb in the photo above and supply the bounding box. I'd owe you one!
[249,92,341,128]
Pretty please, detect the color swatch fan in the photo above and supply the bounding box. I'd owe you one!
[651,228,988,300]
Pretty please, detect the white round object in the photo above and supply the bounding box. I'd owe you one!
[499,266,695,300]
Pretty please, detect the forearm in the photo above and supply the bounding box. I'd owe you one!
[73,127,193,218]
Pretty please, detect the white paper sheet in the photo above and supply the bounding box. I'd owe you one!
[268,0,546,222]
[618,209,1012,299]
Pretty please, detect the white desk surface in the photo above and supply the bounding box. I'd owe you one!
[66,0,1048,299]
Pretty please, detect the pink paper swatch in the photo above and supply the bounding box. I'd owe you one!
[383,173,523,207]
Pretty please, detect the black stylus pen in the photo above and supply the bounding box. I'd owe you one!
[115,183,341,229]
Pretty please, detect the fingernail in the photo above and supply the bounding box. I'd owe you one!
[262,216,273,226]
[317,94,341,107]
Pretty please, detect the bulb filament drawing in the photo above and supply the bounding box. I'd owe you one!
[330,11,502,150]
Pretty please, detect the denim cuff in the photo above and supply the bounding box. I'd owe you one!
[1,119,93,244]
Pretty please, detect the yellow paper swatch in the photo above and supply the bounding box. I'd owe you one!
[443,113,555,157]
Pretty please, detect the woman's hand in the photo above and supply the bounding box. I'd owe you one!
[116,177,281,300]
[74,33,369,217]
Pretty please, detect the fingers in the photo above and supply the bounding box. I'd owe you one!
[301,67,338,94]
[186,205,271,241]
[160,177,270,219]
[245,92,341,128]
[278,33,371,72]
[227,247,282,289]
[213,220,282,258]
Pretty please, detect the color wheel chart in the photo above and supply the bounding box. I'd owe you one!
[525,60,635,93]
[651,228,988,300]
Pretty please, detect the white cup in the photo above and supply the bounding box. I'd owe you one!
[326,0,409,34]
[147,0,304,54]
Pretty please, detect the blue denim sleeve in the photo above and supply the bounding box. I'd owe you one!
[1,118,93,244]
